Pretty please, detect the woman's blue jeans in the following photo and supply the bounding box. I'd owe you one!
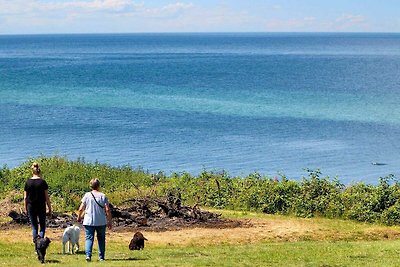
[27,205,46,242]
[84,225,106,260]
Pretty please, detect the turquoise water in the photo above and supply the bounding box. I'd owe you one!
[1,33,399,183]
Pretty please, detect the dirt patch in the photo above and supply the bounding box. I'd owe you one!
[3,194,400,246]
[133,218,320,246]
[0,217,319,246]
[4,195,247,231]
[2,216,400,247]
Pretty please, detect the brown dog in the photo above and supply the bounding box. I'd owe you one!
[129,232,147,250]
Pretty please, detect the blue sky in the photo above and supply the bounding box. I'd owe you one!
[0,0,399,34]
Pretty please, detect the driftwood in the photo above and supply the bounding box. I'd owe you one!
[8,210,29,224]
[110,192,232,230]
[7,193,242,230]
[8,211,78,228]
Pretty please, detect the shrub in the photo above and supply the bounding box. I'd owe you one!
[1,156,399,226]
[292,169,344,218]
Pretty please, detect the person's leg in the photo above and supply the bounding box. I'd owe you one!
[27,205,38,243]
[84,225,95,261]
[96,225,106,260]
[37,208,46,238]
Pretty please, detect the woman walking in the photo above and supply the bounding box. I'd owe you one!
[77,178,112,262]
[24,162,52,242]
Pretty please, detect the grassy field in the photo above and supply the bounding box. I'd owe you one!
[1,210,400,266]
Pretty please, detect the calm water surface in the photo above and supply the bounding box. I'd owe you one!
[1,33,399,183]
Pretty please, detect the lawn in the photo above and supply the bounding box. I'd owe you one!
[1,211,400,266]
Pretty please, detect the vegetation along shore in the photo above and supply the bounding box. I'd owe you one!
[2,156,400,266]
[1,155,399,225]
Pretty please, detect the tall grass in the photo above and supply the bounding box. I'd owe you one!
[1,156,400,225]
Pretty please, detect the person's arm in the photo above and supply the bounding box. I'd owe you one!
[23,191,28,213]
[77,202,86,223]
[44,189,52,216]
[104,203,112,230]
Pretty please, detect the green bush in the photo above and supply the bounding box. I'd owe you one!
[293,169,344,218]
[1,156,400,226]
[261,178,299,215]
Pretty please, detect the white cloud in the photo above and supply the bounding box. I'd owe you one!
[303,16,316,22]
[261,13,371,32]
[0,0,197,33]
[178,5,257,31]
[161,2,193,13]
[0,2,380,34]
[336,14,366,24]
[331,14,369,31]
[0,1,200,33]
[264,16,319,31]
[0,0,35,15]
[142,2,194,18]
[48,0,140,12]
[0,1,193,16]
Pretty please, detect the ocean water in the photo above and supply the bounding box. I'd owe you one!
[0,33,399,183]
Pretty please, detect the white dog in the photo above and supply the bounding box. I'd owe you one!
[62,225,80,254]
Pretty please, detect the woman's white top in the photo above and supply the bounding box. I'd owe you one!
[81,191,109,226]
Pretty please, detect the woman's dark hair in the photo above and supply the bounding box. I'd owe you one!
[31,162,41,176]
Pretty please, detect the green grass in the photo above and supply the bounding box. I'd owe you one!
[2,210,400,267]
[1,238,400,266]
[3,156,400,265]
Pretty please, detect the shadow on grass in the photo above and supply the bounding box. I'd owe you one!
[107,257,147,262]
[47,256,145,263]
[46,259,61,263]
[53,251,86,255]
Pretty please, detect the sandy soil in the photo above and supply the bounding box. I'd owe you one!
[2,197,400,247]
[0,217,318,246]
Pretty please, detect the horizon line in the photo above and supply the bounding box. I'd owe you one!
[1,31,400,37]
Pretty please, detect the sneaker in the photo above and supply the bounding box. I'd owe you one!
[99,258,105,262]
[86,257,91,262]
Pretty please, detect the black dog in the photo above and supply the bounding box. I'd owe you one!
[34,236,51,263]
[129,232,147,250]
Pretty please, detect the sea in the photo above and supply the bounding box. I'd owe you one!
[0,33,399,184]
